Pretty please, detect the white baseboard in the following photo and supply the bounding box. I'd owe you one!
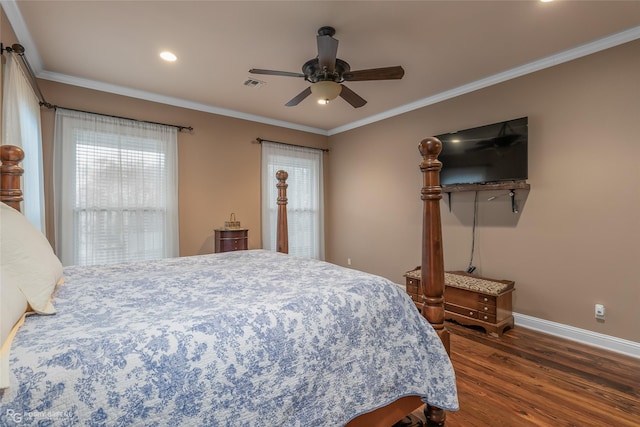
[513,313,640,359]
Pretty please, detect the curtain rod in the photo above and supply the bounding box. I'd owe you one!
[256,137,329,153]
[1,42,193,133]
[47,105,194,133]
[2,43,49,107]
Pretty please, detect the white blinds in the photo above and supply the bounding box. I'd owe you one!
[1,53,45,231]
[261,141,324,260]
[54,109,179,266]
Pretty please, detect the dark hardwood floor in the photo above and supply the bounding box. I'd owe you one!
[408,321,640,427]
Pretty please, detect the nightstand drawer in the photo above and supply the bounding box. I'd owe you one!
[218,238,247,252]
[478,294,497,306]
[218,229,246,239]
[478,313,496,323]
[444,286,478,307]
[478,304,496,315]
[446,303,478,319]
[406,278,419,295]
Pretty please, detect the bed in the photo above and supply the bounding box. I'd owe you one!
[0,140,457,426]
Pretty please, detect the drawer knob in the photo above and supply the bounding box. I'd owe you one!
[483,297,488,302]
[469,311,474,316]
[484,307,489,311]
[483,315,488,320]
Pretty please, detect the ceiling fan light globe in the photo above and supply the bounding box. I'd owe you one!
[310,81,342,103]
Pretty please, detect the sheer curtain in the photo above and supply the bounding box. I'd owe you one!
[54,109,179,266]
[261,141,324,260]
[2,53,45,231]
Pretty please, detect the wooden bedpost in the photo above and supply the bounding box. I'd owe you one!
[419,138,448,427]
[0,145,25,212]
[276,170,289,254]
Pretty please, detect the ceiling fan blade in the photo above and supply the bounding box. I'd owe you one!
[317,35,338,73]
[249,68,305,78]
[343,66,405,81]
[339,84,367,108]
[285,86,312,107]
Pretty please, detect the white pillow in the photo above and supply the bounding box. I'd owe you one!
[0,202,63,314]
[0,270,29,388]
[0,272,28,345]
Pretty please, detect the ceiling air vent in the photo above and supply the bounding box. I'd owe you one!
[243,78,265,88]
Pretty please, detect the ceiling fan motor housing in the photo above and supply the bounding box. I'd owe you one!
[317,26,336,37]
[302,58,350,83]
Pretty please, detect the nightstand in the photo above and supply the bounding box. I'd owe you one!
[214,228,248,253]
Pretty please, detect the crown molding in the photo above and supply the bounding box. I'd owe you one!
[37,69,328,136]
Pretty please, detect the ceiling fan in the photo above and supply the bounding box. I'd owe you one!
[249,26,405,108]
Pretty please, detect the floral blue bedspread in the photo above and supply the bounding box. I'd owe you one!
[0,250,457,426]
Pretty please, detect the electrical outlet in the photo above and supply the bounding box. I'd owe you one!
[347,258,351,266]
[595,304,605,320]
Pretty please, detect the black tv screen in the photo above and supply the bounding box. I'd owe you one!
[436,117,528,185]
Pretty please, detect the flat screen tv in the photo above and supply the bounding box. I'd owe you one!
[435,117,528,185]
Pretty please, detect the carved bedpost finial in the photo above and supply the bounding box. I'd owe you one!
[0,145,25,212]
[276,170,289,254]
[276,170,288,186]
[418,137,443,178]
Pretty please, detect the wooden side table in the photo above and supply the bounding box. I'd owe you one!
[214,228,248,253]
[404,267,515,336]
[444,271,515,336]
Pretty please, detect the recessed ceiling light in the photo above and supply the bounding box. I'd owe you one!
[160,51,177,62]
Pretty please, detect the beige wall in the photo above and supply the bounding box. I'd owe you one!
[36,81,328,257]
[327,40,640,342]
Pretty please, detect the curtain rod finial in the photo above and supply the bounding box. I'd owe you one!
[1,43,25,54]
[11,44,25,54]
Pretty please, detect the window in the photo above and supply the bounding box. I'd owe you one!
[54,109,178,266]
[261,141,324,259]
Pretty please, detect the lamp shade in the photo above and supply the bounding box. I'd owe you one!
[310,81,342,104]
